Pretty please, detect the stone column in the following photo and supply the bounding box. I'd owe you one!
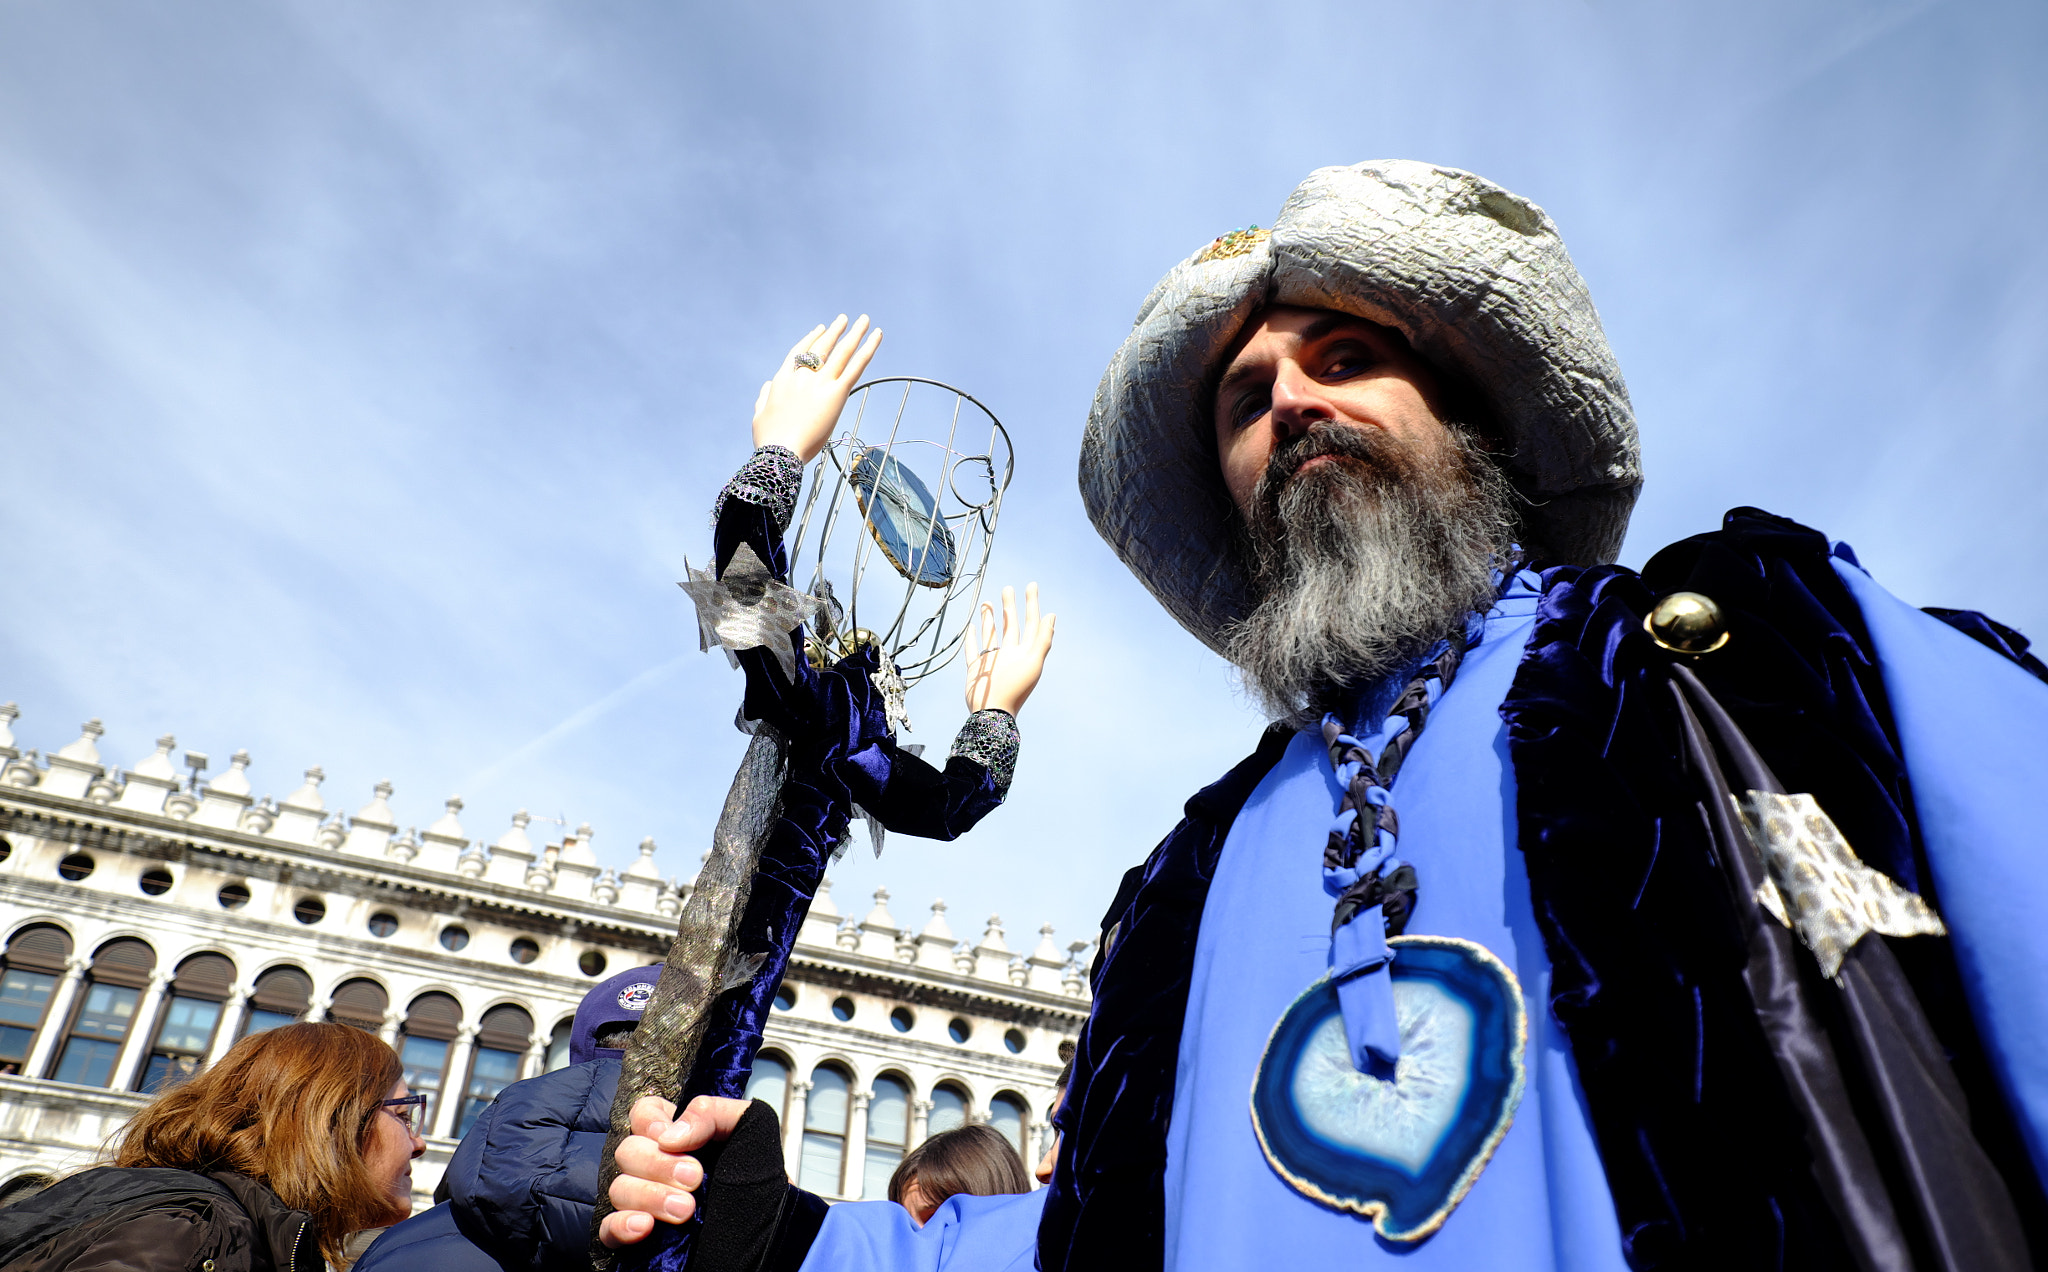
[24,960,86,1078]
[522,1033,547,1081]
[111,973,173,1091]
[205,987,251,1066]
[911,1097,932,1146]
[843,1090,871,1199]
[378,1010,403,1048]
[783,1080,811,1175]
[432,1027,478,1140]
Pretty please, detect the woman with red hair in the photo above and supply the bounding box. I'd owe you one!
[0,1021,424,1270]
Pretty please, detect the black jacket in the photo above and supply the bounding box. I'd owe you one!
[0,1167,319,1272]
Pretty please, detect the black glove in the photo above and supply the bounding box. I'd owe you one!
[691,1099,830,1272]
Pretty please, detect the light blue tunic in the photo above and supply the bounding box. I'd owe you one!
[796,1189,1045,1272]
[1832,556,2048,1178]
[1162,577,1629,1271]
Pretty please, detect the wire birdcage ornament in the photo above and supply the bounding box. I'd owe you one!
[786,377,1013,726]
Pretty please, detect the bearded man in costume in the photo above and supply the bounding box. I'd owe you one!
[603,163,2048,1272]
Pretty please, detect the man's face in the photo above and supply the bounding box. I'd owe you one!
[1211,306,1451,518]
[1210,305,1517,720]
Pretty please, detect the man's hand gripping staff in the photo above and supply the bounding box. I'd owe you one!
[593,317,1055,1264]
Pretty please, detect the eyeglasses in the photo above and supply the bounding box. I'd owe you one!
[378,1094,428,1134]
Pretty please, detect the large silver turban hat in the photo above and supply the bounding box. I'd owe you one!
[1079,160,1642,656]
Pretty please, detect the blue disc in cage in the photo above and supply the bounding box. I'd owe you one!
[851,447,957,587]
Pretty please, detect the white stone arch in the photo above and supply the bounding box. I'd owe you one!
[83,926,163,959]
[924,1072,979,1134]
[744,1045,799,1121]
[473,995,548,1066]
[322,965,392,989]
[237,956,319,1030]
[164,939,242,972]
[987,1086,1032,1146]
[2,913,77,947]
[867,1061,916,1093]
[927,1069,978,1105]
[319,968,394,1010]
[399,980,474,1022]
[753,1042,799,1071]
[246,953,316,980]
[805,1050,862,1087]
[473,992,540,1021]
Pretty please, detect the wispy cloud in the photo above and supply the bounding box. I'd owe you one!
[459,653,693,796]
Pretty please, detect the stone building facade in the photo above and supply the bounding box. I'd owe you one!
[0,703,1088,1210]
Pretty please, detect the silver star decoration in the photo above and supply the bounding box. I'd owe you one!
[677,542,823,681]
[1736,790,1947,980]
[872,644,912,735]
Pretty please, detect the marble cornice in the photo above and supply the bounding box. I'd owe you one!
[0,794,672,943]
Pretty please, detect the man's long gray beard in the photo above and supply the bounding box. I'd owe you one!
[1224,422,1518,726]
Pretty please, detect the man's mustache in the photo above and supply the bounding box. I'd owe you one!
[1261,424,1412,499]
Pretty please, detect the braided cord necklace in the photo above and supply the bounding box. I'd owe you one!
[1320,633,1472,1076]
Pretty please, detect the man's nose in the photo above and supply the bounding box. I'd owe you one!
[1267,362,1333,441]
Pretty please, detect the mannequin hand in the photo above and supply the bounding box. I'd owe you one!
[965,584,1056,717]
[751,315,883,462]
[597,1094,753,1247]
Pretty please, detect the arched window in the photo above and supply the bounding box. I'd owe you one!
[544,1019,573,1073]
[242,966,312,1037]
[53,939,155,1086]
[928,1083,969,1136]
[990,1092,1028,1162]
[456,1004,533,1138]
[326,978,389,1033]
[745,1052,791,1122]
[137,952,235,1093]
[800,1064,851,1196]
[864,1074,911,1200]
[0,925,70,1075]
[400,992,462,1133]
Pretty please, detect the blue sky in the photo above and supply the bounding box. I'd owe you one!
[1,0,2042,953]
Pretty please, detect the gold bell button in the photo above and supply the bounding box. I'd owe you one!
[1644,591,1731,654]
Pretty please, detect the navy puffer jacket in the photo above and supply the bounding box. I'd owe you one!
[356,1059,616,1272]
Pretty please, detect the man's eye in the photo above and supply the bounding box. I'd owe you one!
[1320,342,1376,379]
[1229,392,1269,429]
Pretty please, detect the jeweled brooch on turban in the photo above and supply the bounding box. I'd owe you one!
[1195,225,1268,263]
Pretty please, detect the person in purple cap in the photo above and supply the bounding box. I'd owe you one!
[353,965,694,1272]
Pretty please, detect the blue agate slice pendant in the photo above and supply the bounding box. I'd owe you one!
[851,447,957,588]
[1251,935,1527,1243]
